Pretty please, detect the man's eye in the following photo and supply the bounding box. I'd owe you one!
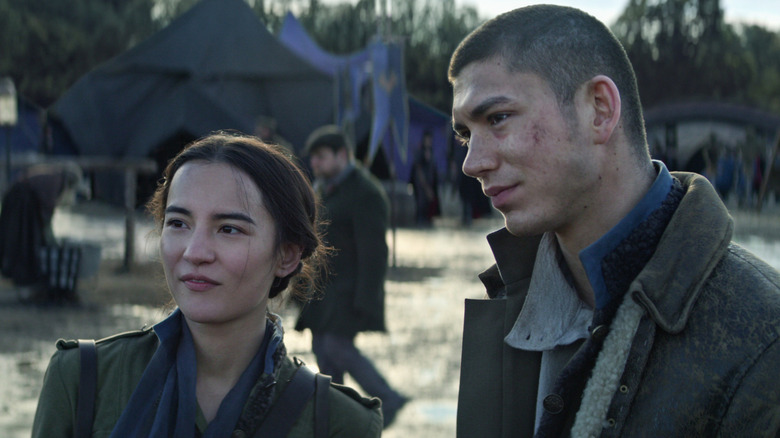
[488,113,509,126]
[454,130,470,147]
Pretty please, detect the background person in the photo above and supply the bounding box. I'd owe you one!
[0,162,90,301]
[449,5,780,437]
[32,133,382,437]
[409,130,440,226]
[295,125,408,428]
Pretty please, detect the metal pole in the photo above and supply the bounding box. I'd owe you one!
[0,77,17,188]
[4,127,10,186]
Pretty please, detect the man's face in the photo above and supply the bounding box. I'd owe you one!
[309,147,345,180]
[451,59,601,238]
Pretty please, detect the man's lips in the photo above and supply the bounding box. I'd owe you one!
[180,274,220,291]
[484,184,516,209]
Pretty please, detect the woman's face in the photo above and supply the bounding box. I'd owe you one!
[159,161,300,328]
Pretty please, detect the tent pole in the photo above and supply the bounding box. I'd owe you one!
[757,130,780,212]
[391,139,397,269]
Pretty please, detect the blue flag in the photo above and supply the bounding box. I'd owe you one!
[367,39,408,166]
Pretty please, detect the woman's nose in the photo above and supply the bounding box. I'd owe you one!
[182,231,215,265]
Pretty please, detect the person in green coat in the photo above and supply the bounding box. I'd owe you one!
[295,125,408,428]
[32,132,382,438]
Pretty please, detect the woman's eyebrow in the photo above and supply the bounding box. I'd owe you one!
[213,212,256,225]
[164,205,190,216]
[165,206,256,225]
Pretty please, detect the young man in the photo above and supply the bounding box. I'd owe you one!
[449,5,780,437]
[294,125,408,428]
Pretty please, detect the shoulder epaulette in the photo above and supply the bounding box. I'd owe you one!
[55,326,154,350]
[331,381,382,409]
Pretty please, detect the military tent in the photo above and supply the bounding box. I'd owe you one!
[50,0,334,201]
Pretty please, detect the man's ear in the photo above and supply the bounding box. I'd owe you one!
[276,243,303,277]
[587,75,621,145]
[337,147,350,164]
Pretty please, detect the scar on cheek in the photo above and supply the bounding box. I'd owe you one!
[531,124,546,145]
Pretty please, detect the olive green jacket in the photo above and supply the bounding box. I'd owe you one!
[32,327,382,437]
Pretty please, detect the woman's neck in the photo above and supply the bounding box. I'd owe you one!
[187,316,268,422]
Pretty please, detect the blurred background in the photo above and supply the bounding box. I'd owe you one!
[1,1,780,437]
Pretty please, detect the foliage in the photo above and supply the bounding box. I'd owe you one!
[0,0,778,118]
[612,0,780,114]
[254,0,482,113]
[0,0,160,107]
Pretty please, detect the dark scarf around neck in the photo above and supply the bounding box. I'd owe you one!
[109,309,284,438]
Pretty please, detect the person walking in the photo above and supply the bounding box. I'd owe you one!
[449,5,780,437]
[295,125,408,428]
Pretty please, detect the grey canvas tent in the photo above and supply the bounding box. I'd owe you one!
[50,0,334,202]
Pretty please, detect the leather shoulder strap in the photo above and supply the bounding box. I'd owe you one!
[314,373,331,438]
[256,365,320,438]
[76,339,97,438]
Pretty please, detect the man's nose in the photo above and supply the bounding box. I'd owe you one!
[462,137,496,178]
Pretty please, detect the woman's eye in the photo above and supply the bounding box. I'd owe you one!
[220,225,242,235]
[165,218,186,229]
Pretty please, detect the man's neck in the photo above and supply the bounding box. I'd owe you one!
[555,159,657,306]
[557,242,596,308]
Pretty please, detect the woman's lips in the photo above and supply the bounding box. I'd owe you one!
[180,274,219,292]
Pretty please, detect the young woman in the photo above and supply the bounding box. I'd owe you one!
[32,133,383,437]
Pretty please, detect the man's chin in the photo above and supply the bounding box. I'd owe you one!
[504,213,544,237]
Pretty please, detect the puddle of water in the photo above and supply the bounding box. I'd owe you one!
[5,205,779,438]
[0,301,164,437]
[733,234,780,270]
[51,206,159,262]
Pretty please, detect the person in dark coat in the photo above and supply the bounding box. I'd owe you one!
[0,162,89,300]
[449,5,780,437]
[409,130,440,226]
[295,125,408,428]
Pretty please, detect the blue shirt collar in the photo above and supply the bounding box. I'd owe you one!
[580,161,673,309]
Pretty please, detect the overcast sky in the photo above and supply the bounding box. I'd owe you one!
[456,0,780,31]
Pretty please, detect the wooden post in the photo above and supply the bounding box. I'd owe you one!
[11,155,157,270]
[123,168,137,272]
[757,131,780,212]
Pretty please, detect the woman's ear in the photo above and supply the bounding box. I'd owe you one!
[588,75,621,145]
[276,243,303,277]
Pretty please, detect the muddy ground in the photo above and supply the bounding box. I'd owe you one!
[1,202,779,438]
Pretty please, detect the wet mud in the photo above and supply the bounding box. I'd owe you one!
[1,203,779,437]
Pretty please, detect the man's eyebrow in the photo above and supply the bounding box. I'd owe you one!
[452,95,513,128]
[469,96,512,119]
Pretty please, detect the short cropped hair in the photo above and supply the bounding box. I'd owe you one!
[304,125,352,156]
[449,5,648,157]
